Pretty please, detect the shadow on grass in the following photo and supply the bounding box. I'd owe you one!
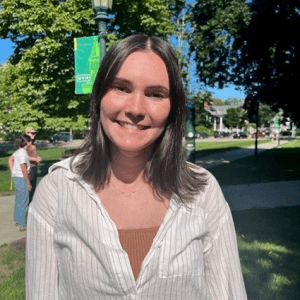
[0,149,14,158]
[196,146,241,159]
[0,165,9,171]
[233,206,300,300]
[208,147,300,185]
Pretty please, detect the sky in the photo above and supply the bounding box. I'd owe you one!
[0,0,246,101]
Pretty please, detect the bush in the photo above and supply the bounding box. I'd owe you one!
[195,125,214,136]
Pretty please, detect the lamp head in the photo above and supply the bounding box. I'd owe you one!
[91,0,113,10]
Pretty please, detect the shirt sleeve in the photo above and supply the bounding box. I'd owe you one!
[202,173,248,300]
[19,150,28,165]
[26,170,60,299]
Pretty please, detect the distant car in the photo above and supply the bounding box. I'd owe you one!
[252,131,265,138]
[49,132,73,143]
[221,132,231,138]
[214,132,224,138]
[233,132,248,139]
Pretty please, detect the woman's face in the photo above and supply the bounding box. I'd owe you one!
[100,51,171,156]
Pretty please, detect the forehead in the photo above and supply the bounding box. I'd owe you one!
[116,51,170,87]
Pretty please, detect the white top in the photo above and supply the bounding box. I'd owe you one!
[12,148,30,177]
[26,157,247,300]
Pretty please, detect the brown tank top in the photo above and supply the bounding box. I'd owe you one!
[118,226,160,281]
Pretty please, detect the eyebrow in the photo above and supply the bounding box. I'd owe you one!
[113,77,170,93]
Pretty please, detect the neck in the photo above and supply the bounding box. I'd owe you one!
[110,145,150,186]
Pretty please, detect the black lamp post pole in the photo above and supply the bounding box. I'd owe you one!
[184,102,196,163]
[94,6,109,62]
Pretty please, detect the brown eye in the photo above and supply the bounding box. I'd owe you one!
[146,92,164,99]
[113,84,130,93]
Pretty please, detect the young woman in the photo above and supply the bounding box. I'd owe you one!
[26,34,247,299]
[10,133,32,231]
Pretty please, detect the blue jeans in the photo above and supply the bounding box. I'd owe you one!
[13,177,29,227]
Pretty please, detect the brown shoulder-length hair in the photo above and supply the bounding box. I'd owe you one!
[71,34,208,203]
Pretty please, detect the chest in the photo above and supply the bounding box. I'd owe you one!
[53,185,209,299]
[27,145,37,157]
[98,188,170,230]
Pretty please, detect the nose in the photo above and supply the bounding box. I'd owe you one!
[124,91,146,123]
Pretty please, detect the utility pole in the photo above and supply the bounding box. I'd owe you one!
[254,102,259,159]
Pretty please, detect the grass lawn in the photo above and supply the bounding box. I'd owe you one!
[0,266,25,299]
[208,139,300,185]
[233,206,300,300]
[0,242,25,299]
[195,138,272,158]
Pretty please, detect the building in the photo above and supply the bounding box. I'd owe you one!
[205,101,247,133]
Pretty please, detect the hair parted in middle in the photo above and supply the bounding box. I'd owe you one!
[71,33,208,203]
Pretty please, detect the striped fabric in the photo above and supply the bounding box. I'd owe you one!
[26,157,248,300]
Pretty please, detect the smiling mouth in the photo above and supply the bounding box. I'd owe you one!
[117,121,150,130]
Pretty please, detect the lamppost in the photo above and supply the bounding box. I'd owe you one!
[91,0,113,62]
[184,102,196,163]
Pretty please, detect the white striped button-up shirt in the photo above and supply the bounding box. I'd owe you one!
[26,157,247,299]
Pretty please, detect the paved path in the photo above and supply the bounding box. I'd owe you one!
[0,195,27,245]
[196,140,290,169]
[222,180,300,211]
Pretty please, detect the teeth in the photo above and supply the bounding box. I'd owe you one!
[119,122,146,130]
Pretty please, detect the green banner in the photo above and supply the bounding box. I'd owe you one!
[74,36,101,94]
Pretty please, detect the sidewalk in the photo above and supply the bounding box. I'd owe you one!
[0,139,297,246]
[196,140,290,169]
[222,180,300,211]
[0,195,26,245]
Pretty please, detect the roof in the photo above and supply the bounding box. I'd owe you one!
[205,105,240,117]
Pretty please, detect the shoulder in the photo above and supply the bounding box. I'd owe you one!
[30,155,85,225]
[186,161,215,187]
[17,149,28,159]
[30,167,68,227]
[186,162,226,211]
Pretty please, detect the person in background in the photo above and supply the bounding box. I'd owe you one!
[10,134,32,231]
[25,127,42,204]
[9,127,42,204]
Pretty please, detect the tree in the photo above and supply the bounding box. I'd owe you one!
[223,107,247,130]
[193,91,214,128]
[190,0,251,88]
[235,0,300,125]
[225,97,243,107]
[191,0,300,125]
[0,0,179,134]
[258,103,277,128]
[212,98,225,106]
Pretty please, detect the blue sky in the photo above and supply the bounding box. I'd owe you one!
[0,0,246,101]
